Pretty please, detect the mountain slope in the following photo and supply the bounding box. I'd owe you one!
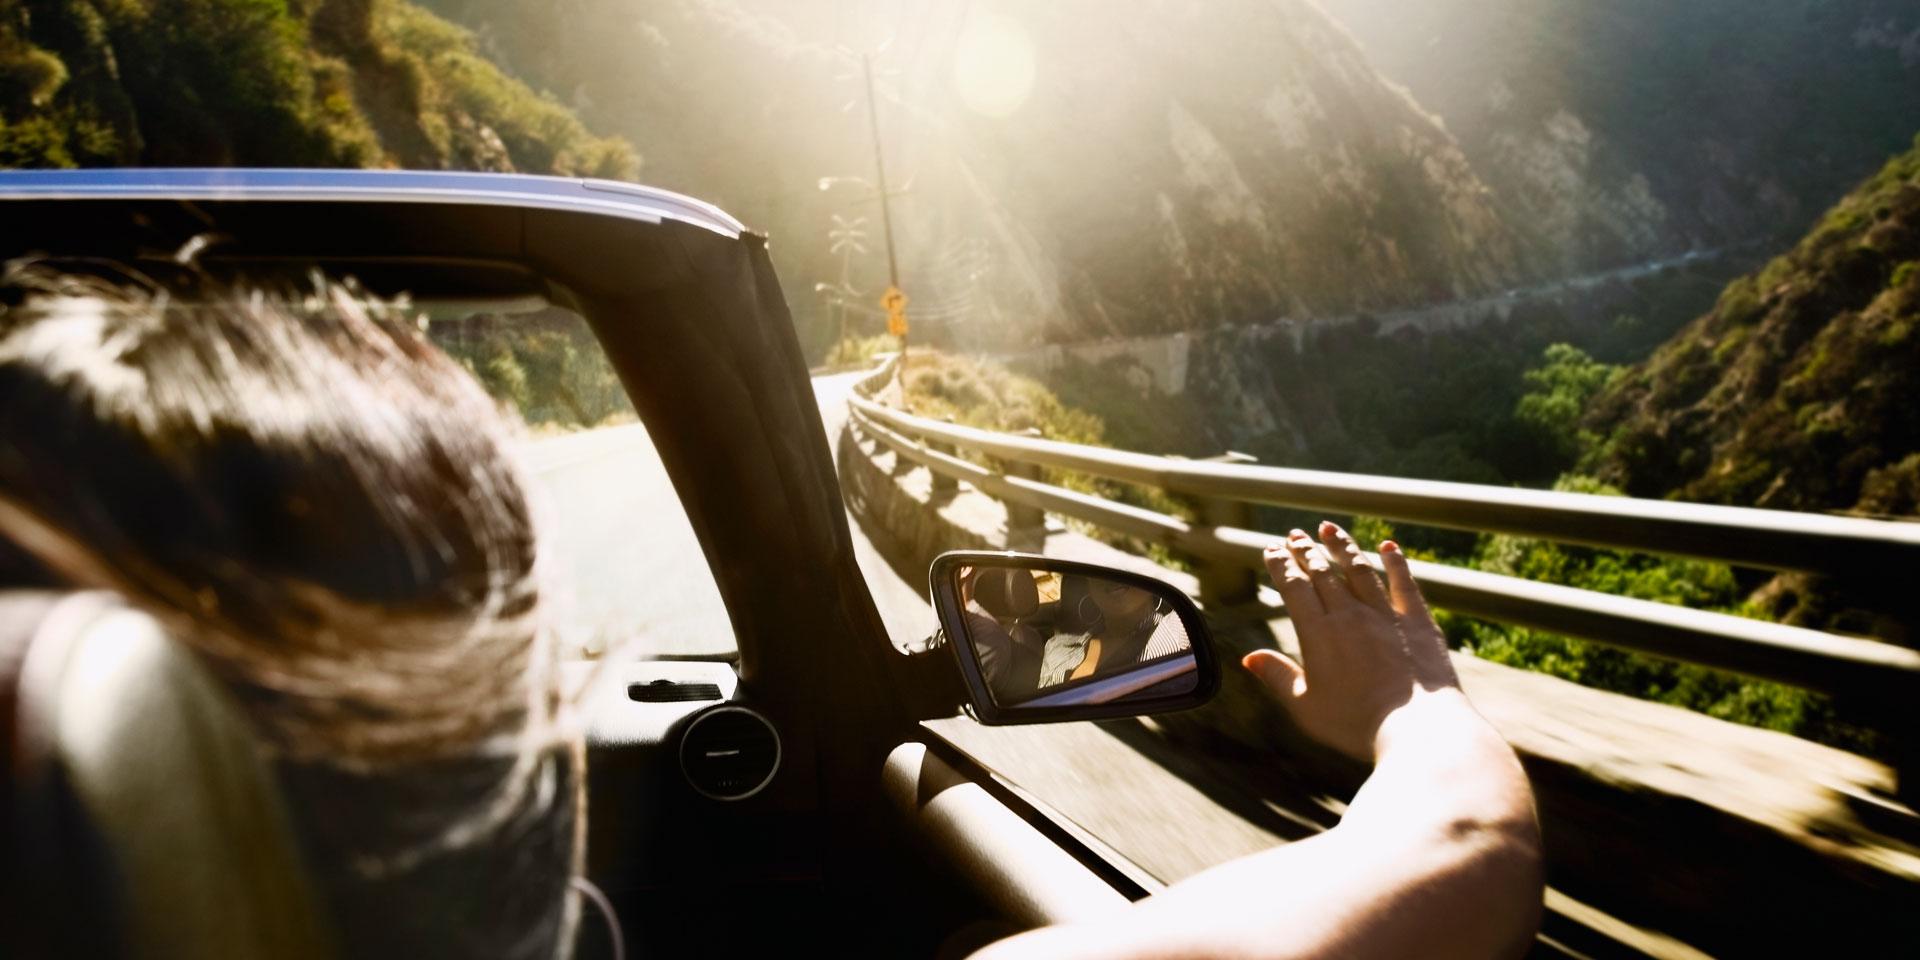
[421,0,1540,352]
[0,0,635,177]
[1582,136,1920,634]
[1328,0,1920,272]
[1585,137,1920,515]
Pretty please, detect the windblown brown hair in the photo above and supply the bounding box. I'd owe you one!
[0,262,582,958]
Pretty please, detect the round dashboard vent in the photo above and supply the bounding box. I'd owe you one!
[679,706,781,801]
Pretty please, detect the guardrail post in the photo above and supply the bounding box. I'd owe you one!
[929,416,958,497]
[997,428,1047,535]
[1192,452,1260,607]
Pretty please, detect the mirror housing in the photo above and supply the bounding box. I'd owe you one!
[929,551,1219,725]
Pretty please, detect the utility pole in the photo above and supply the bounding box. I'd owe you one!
[862,53,908,367]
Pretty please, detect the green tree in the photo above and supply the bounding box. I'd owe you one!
[476,341,529,413]
[1514,343,1621,468]
[1432,475,1869,751]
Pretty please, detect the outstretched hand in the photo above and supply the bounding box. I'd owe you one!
[1242,521,1462,762]
[975,520,1544,960]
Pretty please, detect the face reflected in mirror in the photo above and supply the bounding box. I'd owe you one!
[951,564,1197,709]
[1090,577,1154,622]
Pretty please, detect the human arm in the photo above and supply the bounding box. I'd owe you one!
[966,607,1017,690]
[972,522,1544,960]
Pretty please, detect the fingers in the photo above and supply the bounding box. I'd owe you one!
[1378,540,1432,619]
[1242,649,1306,707]
[1287,529,1354,611]
[1263,541,1322,619]
[1318,521,1391,613]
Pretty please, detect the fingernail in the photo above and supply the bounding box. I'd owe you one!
[1381,540,1399,553]
[1264,542,1284,554]
[1289,528,1307,538]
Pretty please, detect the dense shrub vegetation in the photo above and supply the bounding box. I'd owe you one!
[896,350,1193,568]
[0,0,635,176]
[1586,138,1920,514]
[821,334,895,371]
[1584,136,1920,638]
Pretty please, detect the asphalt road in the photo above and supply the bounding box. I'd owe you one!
[518,372,927,659]
[522,422,734,659]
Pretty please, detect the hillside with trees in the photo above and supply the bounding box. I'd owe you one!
[1406,135,1920,753]
[1584,138,1920,514]
[1581,135,1920,638]
[0,0,634,177]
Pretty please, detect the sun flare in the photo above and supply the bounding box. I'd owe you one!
[951,10,1036,119]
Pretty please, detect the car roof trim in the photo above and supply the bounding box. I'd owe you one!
[0,168,747,239]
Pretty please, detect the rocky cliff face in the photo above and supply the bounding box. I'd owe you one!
[1328,0,1920,272]
[421,0,1537,351]
[940,1,1534,336]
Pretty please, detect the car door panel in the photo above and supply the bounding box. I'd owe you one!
[883,740,1148,932]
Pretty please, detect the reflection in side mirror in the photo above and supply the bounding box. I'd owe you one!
[929,552,1219,725]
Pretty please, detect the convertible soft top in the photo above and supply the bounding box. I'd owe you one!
[0,168,746,239]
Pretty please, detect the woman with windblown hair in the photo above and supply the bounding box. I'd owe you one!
[0,262,1546,960]
[0,265,584,960]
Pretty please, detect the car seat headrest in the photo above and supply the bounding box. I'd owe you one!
[2,590,334,959]
[973,568,1038,620]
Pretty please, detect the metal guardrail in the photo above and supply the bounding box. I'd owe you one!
[851,398,1920,581]
[846,387,1920,711]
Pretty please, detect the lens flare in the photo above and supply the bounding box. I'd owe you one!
[951,11,1036,119]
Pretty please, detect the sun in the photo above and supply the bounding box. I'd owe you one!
[952,10,1036,119]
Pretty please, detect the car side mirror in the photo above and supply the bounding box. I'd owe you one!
[928,551,1219,725]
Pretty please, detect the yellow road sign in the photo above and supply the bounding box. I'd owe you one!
[882,285,909,337]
